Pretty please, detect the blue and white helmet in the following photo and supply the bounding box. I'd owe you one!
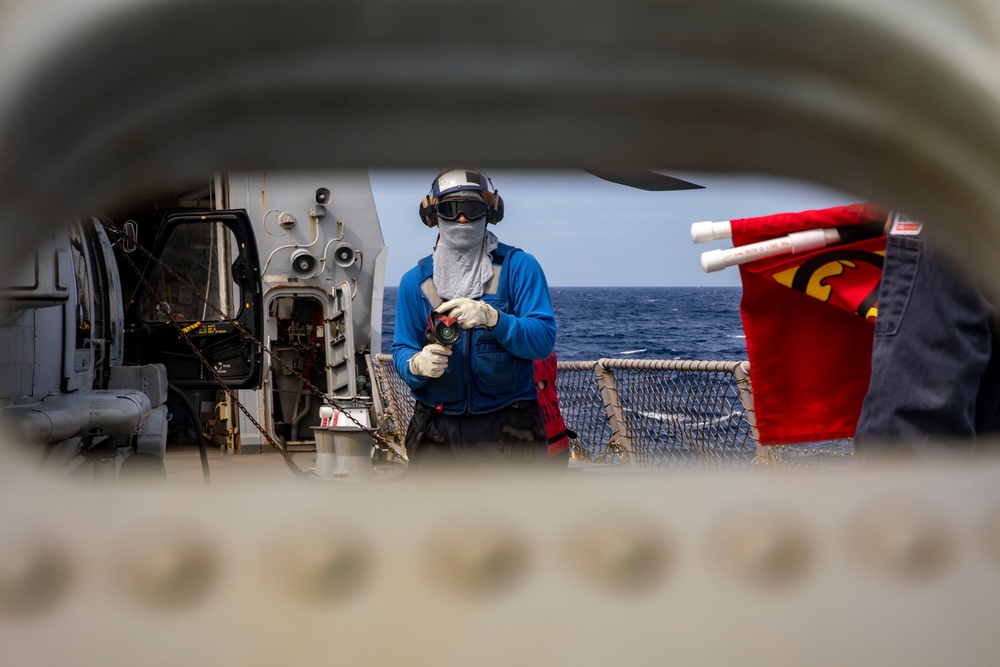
[419,168,505,227]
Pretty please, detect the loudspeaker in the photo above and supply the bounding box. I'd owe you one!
[290,248,318,278]
[332,242,356,268]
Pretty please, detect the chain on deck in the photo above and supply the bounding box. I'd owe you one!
[371,354,855,471]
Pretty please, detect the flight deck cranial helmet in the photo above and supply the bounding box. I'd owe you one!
[418,168,505,227]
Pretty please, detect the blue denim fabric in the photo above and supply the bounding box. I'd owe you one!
[855,233,1000,453]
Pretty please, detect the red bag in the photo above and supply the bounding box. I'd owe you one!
[534,353,573,456]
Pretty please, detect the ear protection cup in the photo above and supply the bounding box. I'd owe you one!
[419,195,438,227]
[476,171,503,224]
[487,191,504,224]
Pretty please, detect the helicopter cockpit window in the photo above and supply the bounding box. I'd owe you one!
[138,221,241,323]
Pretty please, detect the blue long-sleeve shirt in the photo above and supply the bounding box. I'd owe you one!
[391,243,556,414]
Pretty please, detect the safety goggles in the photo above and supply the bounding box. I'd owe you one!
[435,198,490,222]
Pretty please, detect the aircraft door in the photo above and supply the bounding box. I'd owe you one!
[123,210,263,389]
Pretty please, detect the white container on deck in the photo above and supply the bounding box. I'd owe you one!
[312,404,374,480]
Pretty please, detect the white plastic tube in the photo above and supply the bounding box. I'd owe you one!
[690,220,732,243]
[700,227,841,272]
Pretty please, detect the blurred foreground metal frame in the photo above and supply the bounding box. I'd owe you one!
[2,0,1000,665]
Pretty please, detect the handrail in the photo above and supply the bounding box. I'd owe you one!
[370,354,850,470]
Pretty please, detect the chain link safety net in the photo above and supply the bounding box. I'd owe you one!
[549,361,620,465]
[592,359,756,470]
[372,355,855,470]
[371,354,416,446]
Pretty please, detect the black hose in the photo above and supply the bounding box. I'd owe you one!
[168,383,211,485]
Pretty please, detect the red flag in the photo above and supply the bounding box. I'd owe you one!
[730,203,889,445]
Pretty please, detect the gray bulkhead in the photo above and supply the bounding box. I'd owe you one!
[224,171,387,453]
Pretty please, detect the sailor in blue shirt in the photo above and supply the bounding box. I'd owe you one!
[392,169,556,466]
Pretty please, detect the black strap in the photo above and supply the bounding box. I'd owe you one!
[547,428,577,445]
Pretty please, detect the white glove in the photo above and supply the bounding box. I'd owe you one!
[408,343,452,378]
[437,298,499,329]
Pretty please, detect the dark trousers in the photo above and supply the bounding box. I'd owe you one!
[406,399,549,468]
[855,233,1000,454]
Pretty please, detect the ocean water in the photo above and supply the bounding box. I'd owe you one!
[380,286,747,362]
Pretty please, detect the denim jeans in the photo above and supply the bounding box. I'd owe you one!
[855,233,1000,454]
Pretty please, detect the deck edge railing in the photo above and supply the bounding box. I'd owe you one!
[369,354,853,470]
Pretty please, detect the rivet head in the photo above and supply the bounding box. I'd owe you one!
[268,532,372,604]
[711,514,814,589]
[119,531,220,610]
[848,503,956,582]
[426,520,531,598]
[565,516,671,594]
[0,540,72,617]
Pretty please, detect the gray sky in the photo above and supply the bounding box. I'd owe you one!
[369,169,860,287]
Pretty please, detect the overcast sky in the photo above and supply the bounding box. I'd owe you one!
[368,169,860,288]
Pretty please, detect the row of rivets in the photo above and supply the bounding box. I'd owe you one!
[0,505,993,616]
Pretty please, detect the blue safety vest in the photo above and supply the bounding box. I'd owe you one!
[407,243,541,414]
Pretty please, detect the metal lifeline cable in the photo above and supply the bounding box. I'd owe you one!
[105,223,405,462]
[126,223,405,460]
[114,239,312,480]
[371,353,854,471]
[111,222,407,463]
